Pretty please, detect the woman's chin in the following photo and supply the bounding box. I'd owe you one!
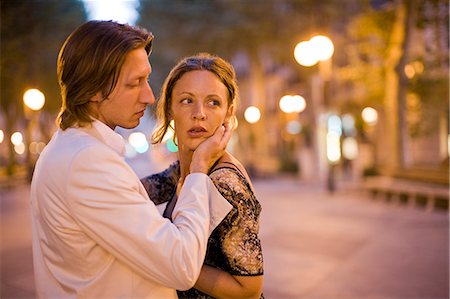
[180,139,202,152]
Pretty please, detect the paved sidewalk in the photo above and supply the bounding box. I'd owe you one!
[254,178,449,299]
[1,178,449,298]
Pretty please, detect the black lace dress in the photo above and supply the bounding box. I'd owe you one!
[141,161,264,299]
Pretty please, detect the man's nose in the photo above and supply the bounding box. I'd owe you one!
[141,81,155,105]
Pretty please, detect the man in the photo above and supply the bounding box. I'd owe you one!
[30,20,232,298]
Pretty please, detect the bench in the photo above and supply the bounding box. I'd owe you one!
[362,176,449,211]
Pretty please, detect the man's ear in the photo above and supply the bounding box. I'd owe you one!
[90,92,103,102]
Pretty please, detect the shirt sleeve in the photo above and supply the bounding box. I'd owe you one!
[209,168,264,276]
[66,145,224,290]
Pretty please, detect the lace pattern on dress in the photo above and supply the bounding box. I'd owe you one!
[141,161,264,299]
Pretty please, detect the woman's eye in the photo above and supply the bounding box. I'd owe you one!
[180,98,192,104]
[209,99,221,106]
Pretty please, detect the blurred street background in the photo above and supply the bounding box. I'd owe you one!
[1,177,448,298]
[1,0,449,298]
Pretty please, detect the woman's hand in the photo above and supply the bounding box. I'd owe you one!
[190,122,232,174]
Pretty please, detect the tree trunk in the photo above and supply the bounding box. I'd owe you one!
[380,0,413,174]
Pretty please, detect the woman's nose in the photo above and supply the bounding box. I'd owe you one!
[192,105,206,120]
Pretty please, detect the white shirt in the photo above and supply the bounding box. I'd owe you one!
[30,120,232,299]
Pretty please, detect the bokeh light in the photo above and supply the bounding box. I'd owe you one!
[309,35,334,61]
[128,132,149,154]
[244,106,261,124]
[294,41,318,67]
[362,107,378,125]
[166,139,179,153]
[326,132,341,163]
[23,89,45,111]
[279,95,306,114]
[11,132,23,146]
[286,120,302,135]
[14,142,25,155]
[342,137,359,160]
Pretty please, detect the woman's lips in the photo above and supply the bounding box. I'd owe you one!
[187,126,207,138]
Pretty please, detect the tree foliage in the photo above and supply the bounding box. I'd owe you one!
[138,0,358,95]
[1,0,86,172]
[1,0,86,118]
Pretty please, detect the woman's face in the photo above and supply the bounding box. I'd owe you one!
[170,70,233,151]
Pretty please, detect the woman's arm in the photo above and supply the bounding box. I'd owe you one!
[193,165,263,298]
[140,161,180,205]
[194,265,263,299]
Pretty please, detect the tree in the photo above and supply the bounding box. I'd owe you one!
[1,0,86,175]
[339,0,448,178]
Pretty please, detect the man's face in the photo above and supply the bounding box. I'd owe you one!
[93,48,155,129]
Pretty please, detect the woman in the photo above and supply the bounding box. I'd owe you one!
[141,53,264,298]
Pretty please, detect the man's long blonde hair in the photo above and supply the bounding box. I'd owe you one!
[57,20,153,130]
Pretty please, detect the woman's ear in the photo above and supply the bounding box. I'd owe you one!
[225,104,235,120]
[225,104,237,130]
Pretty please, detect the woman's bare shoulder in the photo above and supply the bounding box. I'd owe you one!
[211,152,255,192]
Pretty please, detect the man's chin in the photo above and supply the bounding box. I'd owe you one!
[120,121,140,130]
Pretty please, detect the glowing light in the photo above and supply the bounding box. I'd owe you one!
[413,61,424,74]
[11,132,23,146]
[327,114,342,136]
[286,120,302,135]
[342,114,356,136]
[0,130,3,143]
[30,142,46,155]
[294,35,334,67]
[309,35,334,61]
[244,106,261,124]
[128,132,149,154]
[326,132,341,164]
[279,95,306,114]
[23,89,45,111]
[362,107,378,125]
[342,137,358,160]
[294,41,318,67]
[166,139,179,153]
[404,64,416,79]
[82,0,140,25]
[14,142,26,155]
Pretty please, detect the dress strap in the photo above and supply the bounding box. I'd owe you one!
[209,161,245,178]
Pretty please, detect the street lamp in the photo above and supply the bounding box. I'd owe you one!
[294,35,335,190]
[23,88,45,180]
[361,106,379,175]
[278,94,307,176]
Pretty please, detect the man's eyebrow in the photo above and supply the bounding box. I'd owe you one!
[129,73,149,81]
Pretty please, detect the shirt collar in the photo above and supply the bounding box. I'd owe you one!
[89,120,126,156]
